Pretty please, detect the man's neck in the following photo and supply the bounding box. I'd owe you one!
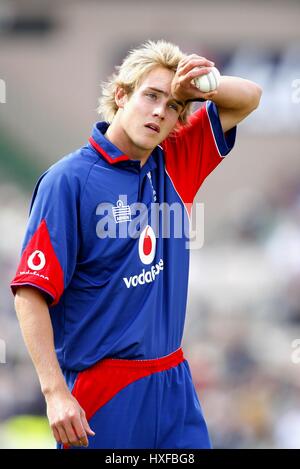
[104,120,150,168]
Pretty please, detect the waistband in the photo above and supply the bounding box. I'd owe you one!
[95,347,185,371]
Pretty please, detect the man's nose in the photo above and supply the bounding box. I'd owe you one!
[152,104,166,119]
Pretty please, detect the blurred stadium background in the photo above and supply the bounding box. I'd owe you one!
[1,0,300,449]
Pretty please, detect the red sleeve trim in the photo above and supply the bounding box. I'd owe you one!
[10,219,64,306]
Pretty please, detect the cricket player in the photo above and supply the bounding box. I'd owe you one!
[11,40,262,449]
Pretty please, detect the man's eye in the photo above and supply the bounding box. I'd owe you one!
[146,93,157,100]
[169,103,179,112]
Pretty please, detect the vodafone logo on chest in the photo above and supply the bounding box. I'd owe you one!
[138,225,156,265]
[27,250,46,271]
[123,225,164,289]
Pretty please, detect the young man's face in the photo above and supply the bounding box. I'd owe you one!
[118,66,184,155]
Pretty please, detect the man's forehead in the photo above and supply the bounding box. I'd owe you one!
[139,67,174,91]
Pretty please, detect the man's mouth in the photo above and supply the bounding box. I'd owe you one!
[145,123,160,133]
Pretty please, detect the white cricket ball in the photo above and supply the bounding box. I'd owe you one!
[193,66,221,93]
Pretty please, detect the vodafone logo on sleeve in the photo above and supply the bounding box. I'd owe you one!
[27,250,46,271]
[123,225,164,289]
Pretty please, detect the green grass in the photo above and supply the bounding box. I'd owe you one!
[0,415,54,449]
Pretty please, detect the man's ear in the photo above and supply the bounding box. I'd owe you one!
[115,86,128,109]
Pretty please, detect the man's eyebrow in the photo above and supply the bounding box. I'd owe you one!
[146,87,184,107]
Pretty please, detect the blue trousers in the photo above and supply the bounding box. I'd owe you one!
[60,348,211,449]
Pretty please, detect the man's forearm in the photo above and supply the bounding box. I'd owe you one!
[212,75,262,111]
[14,287,95,447]
[14,287,68,397]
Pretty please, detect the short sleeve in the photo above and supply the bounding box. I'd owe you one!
[162,101,236,213]
[10,167,79,306]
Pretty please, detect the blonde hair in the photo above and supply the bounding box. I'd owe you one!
[97,39,193,125]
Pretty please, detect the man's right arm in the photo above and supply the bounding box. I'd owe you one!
[14,286,95,447]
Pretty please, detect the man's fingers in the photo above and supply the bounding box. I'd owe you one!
[63,419,85,447]
[72,416,89,447]
[185,67,213,81]
[178,57,214,75]
[179,54,214,68]
[52,426,62,445]
[56,424,70,446]
[81,410,96,437]
[177,68,213,91]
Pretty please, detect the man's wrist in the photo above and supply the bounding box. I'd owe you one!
[42,378,69,398]
[43,386,69,400]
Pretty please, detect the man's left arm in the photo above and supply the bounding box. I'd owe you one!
[211,75,262,133]
[171,55,262,132]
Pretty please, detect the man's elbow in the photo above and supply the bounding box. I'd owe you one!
[247,82,263,112]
